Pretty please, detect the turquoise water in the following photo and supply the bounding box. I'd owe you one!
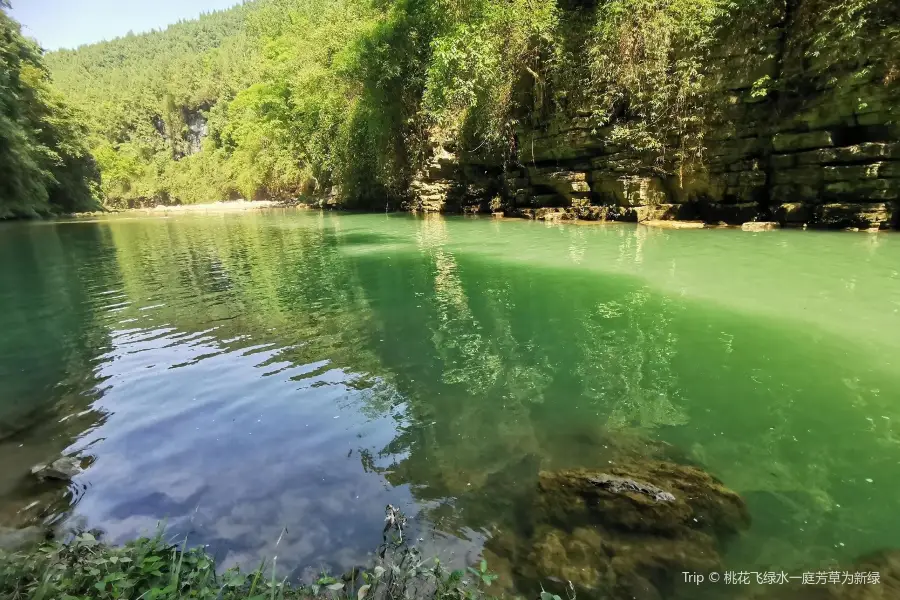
[1,211,899,596]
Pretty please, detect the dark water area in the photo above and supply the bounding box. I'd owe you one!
[2,211,900,598]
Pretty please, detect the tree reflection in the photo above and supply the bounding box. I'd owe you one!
[0,222,119,526]
[4,213,899,582]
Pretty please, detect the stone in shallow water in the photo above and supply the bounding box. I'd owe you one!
[31,457,82,482]
[536,461,749,538]
[742,221,779,231]
[490,459,750,600]
[587,473,677,502]
[640,220,706,229]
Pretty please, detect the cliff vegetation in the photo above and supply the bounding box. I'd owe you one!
[0,1,99,219]
[1,0,898,226]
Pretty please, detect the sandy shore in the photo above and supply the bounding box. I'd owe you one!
[66,200,290,219]
[135,200,285,214]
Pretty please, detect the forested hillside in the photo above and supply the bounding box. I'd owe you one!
[0,3,98,218]
[43,0,393,207]
[44,3,258,206]
[6,0,900,222]
[43,0,462,209]
[38,0,757,208]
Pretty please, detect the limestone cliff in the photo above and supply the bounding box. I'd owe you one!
[408,0,900,229]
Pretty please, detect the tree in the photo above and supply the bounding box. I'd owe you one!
[0,5,99,218]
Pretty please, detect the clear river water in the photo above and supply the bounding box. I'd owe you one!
[1,211,900,598]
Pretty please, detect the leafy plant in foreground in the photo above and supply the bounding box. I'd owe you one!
[0,528,506,600]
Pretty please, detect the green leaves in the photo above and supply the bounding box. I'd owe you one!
[423,0,559,160]
[10,0,898,214]
[586,0,725,170]
[0,7,99,218]
[465,558,498,587]
[751,75,772,99]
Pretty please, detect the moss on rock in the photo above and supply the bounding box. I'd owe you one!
[487,458,750,600]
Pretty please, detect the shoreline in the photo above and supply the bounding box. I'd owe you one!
[132,199,288,214]
[58,200,896,233]
[74,199,290,217]
[0,528,479,600]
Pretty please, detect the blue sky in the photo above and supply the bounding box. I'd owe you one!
[10,0,243,50]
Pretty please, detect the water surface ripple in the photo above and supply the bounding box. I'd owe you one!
[1,212,899,594]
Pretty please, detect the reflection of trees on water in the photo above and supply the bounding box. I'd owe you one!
[576,288,688,431]
[106,214,388,388]
[415,215,553,401]
[616,220,647,266]
[1,213,403,542]
[357,220,692,538]
[417,215,503,393]
[567,225,587,265]
[355,221,885,576]
[0,223,120,527]
[1,215,694,540]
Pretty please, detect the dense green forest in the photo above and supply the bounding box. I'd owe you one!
[0,1,98,218]
[1,0,897,215]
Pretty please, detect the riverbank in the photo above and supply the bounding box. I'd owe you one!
[134,200,287,214]
[310,202,895,232]
[53,197,900,236]
[64,200,898,234]
[0,529,494,600]
[68,200,289,219]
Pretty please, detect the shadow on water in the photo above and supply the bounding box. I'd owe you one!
[0,222,122,528]
[1,213,900,598]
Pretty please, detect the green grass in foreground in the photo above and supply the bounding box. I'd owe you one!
[0,531,520,600]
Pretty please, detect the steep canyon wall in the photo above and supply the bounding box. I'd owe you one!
[408,0,900,229]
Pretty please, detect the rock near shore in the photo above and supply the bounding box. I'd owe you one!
[31,457,82,482]
[487,458,750,600]
[742,221,780,232]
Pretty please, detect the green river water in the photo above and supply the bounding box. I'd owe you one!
[1,211,900,598]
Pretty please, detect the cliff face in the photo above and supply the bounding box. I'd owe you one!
[409,0,900,229]
[152,106,209,161]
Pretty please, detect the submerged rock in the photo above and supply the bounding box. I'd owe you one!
[588,473,677,503]
[536,461,749,538]
[490,459,750,600]
[31,457,82,482]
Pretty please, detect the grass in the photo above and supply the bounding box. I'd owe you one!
[0,528,503,600]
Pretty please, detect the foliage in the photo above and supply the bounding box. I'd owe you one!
[466,559,498,587]
[585,0,728,169]
[422,0,559,161]
[808,0,900,63]
[44,3,254,207]
[30,0,900,209]
[0,531,500,600]
[0,7,99,219]
[40,0,735,201]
